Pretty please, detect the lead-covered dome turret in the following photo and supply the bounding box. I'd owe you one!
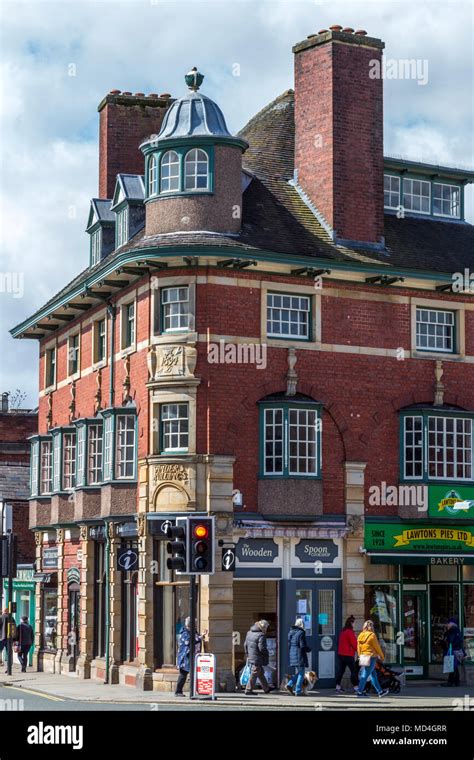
[140,68,247,236]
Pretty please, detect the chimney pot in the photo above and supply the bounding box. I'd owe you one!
[122,91,132,95]
[109,89,121,94]
[329,25,343,31]
[318,29,329,34]
[159,93,172,99]
[342,28,354,34]
[355,30,367,36]
[134,92,145,97]
[148,93,159,98]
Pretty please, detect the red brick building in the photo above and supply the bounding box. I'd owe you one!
[0,393,37,658]
[11,27,474,690]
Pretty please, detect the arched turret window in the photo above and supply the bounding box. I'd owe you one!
[185,148,209,191]
[148,154,158,196]
[160,150,180,193]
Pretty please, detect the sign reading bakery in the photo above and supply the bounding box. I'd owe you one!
[428,486,474,519]
[365,522,474,554]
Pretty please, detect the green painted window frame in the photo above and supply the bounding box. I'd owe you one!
[145,145,214,200]
[62,428,77,491]
[45,347,56,388]
[400,409,474,484]
[383,171,464,220]
[30,438,39,497]
[259,401,322,479]
[68,333,80,376]
[115,413,138,480]
[124,302,136,349]
[90,228,102,267]
[383,173,401,210]
[116,205,129,248]
[96,318,106,363]
[39,436,53,495]
[266,291,312,342]
[433,182,461,219]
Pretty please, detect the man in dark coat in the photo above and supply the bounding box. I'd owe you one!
[174,617,206,696]
[15,616,34,673]
[0,609,9,671]
[286,618,311,696]
[243,619,275,695]
[442,617,464,687]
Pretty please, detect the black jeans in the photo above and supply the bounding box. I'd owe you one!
[175,667,188,694]
[447,659,460,686]
[336,655,359,687]
[17,645,31,672]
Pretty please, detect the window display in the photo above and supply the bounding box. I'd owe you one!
[42,588,58,650]
[365,584,399,663]
[430,584,460,662]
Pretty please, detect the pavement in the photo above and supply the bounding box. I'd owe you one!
[1,664,473,710]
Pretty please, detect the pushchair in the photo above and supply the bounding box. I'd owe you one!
[363,660,403,694]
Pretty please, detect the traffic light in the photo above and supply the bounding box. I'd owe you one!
[166,518,187,573]
[187,516,214,575]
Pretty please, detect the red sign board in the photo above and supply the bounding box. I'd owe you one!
[195,653,216,698]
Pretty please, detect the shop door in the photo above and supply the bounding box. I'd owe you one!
[402,591,427,677]
[67,583,80,668]
[280,581,341,688]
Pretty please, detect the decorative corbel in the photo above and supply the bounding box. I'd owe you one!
[137,514,146,538]
[147,346,157,382]
[434,360,444,406]
[79,525,88,541]
[56,528,64,543]
[94,368,102,414]
[285,347,298,397]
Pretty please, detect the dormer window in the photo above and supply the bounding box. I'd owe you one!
[116,206,129,247]
[433,183,460,218]
[402,178,430,214]
[160,150,180,193]
[185,149,209,191]
[91,229,102,266]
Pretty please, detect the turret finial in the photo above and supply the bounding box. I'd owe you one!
[185,67,204,91]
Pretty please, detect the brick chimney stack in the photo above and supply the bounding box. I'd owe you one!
[293,28,385,246]
[97,91,173,199]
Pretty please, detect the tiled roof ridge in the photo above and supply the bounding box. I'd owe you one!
[237,88,294,138]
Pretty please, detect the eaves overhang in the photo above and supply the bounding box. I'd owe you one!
[10,244,472,340]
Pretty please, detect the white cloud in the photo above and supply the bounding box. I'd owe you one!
[1,0,473,406]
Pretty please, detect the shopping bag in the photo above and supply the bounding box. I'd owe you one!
[239,661,251,687]
[443,655,455,673]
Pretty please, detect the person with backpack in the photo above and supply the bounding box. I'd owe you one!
[335,615,359,693]
[286,617,311,697]
[442,617,464,687]
[356,620,389,698]
[15,616,34,673]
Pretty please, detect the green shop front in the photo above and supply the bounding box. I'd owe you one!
[364,502,474,681]
[8,565,36,667]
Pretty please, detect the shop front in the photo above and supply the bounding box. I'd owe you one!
[365,519,474,680]
[9,565,36,667]
[233,528,344,688]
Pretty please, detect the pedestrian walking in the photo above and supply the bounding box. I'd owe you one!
[335,615,359,693]
[15,616,34,673]
[356,620,389,698]
[442,617,464,687]
[244,619,275,695]
[286,617,311,696]
[0,608,9,670]
[174,617,207,696]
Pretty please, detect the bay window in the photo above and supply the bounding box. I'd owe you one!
[260,399,321,477]
[40,439,53,494]
[116,414,136,479]
[402,410,473,482]
[63,431,76,490]
[88,423,103,484]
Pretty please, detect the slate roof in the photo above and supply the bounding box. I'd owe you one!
[11,89,474,334]
[111,174,145,209]
[0,464,30,501]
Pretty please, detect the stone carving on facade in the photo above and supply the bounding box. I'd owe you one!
[46,393,53,429]
[122,355,131,404]
[56,528,64,543]
[79,525,88,541]
[153,463,189,484]
[69,380,76,422]
[34,532,42,546]
[285,347,298,396]
[347,514,364,534]
[434,360,444,406]
[147,344,198,382]
[107,522,115,539]
[137,514,146,538]
[94,368,102,414]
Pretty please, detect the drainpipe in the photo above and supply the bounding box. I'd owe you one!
[104,303,115,684]
[104,519,111,684]
[107,303,116,408]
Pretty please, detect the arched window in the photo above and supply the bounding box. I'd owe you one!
[184,148,209,191]
[148,154,158,196]
[160,150,180,193]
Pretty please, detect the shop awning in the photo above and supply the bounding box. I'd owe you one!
[236,521,350,539]
[33,572,57,583]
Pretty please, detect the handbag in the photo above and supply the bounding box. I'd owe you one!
[359,654,371,667]
[239,660,252,688]
[443,644,455,674]
[454,648,466,664]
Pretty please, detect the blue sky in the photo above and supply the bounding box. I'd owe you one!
[1,0,473,407]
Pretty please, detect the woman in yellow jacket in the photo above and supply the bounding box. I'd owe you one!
[356,620,389,697]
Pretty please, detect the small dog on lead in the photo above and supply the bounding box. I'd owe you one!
[281,671,318,695]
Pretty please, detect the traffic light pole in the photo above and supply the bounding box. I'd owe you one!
[189,575,197,699]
